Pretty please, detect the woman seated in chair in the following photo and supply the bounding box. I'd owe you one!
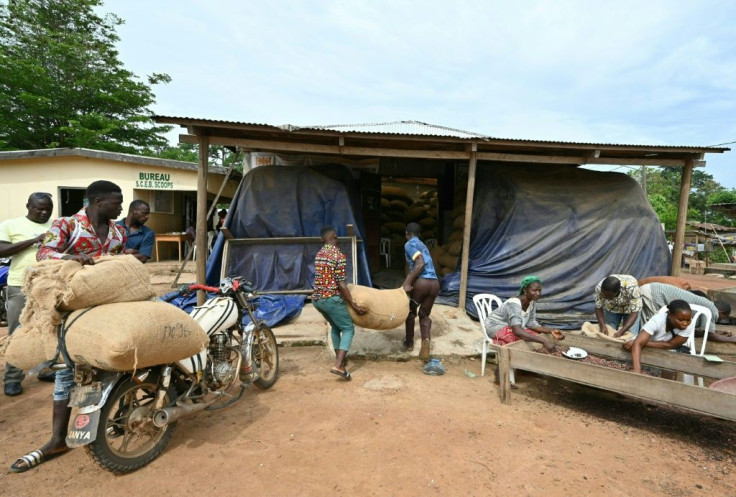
[623,299,694,374]
[484,276,564,352]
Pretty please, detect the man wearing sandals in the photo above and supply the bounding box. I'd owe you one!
[10,181,126,473]
[312,226,366,380]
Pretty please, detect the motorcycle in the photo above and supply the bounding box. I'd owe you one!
[60,276,279,474]
[0,257,10,326]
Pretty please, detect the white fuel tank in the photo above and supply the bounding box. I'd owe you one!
[189,297,239,336]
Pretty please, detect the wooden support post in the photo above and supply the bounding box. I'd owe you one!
[458,147,477,311]
[196,134,210,305]
[498,346,512,404]
[671,160,694,276]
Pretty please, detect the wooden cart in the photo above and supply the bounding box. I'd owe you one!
[497,334,736,422]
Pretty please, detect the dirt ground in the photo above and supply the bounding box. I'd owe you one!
[1,347,735,497]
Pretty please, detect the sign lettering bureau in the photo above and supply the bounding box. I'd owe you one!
[135,172,175,189]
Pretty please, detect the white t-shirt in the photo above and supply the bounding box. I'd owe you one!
[0,216,52,286]
[641,312,694,341]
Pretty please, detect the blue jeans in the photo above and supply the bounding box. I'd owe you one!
[604,310,641,336]
[53,367,75,402]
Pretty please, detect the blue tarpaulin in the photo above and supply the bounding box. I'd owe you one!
[198,165,371,326]
[163,291,305,328]
[440,165,671,319]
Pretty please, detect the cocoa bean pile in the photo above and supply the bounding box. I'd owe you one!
[535,347,638,371]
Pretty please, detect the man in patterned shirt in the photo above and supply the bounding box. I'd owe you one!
[312,226,365,380]
[594,274,642,338]
[10,180,126,473]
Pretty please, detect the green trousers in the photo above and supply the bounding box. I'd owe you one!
[313,295,355,351]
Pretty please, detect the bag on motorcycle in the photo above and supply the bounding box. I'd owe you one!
[345,284,410,331]
[19,255,155,337]
[7,301,209,371]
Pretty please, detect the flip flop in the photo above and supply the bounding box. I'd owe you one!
[330,368,352,381]
[9,448,67,473]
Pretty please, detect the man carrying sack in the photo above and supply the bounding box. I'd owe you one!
[401,222,440,362]
[9,180,126,474]
[311,226,366,380]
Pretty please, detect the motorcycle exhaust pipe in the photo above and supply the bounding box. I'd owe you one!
[152,403,208,428]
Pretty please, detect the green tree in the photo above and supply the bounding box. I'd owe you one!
[631,166,728,229]
[0,0,171,152]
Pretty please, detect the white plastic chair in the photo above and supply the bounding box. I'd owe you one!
[379,237,391,268]
[425,238,437,250]
[472,293,503,377]
[656,303,713,356]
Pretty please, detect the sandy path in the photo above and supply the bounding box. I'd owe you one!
[0,348,734,497]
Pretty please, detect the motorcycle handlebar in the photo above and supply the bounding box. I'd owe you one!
[188,283,221,293]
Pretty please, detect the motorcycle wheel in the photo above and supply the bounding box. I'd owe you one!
[86,376,175,474]
[252,323,279,389]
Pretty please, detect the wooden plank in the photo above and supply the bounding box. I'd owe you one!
[671,160,694,276]
[458,149,477,310]
[196,135,209,306]
[560,334,736,379]
[180,134,471,160]
[498,346,512,404]
[508,346,736,421]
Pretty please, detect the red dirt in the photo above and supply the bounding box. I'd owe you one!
[1,347,734,497]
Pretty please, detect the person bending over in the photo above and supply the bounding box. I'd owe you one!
[623,299,693,374]
[594,274,642,338]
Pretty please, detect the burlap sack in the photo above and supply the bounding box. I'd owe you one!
[438,254,458,269]
[449,230,463,242]
[452,204,466,218]
[580,322,635,343]
[381,186,410,200]
[7,301,209,371]
[407,205,427,221]
[20,255,155,337]
[428,207,438,217]
[385,221,406,233]
[430,246,445,261]
[386,210,406,222]
[346,285,410,331]
[420,230,436,240]
[447,241,463,256]
[453,215,465,230]
[419,217,435,228]
[389,199,408,211]
[380,198,391,209]
[439,266,455,276]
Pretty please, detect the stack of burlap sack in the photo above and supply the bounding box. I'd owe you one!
[381,185,439,269]
[430,185,466,277]
[346,284,410,330]
[6,255,208,372]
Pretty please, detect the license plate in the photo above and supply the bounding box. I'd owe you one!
[69,382,103,407]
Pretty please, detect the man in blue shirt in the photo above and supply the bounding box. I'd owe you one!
[401,222,440,362]
[117,200,154,263]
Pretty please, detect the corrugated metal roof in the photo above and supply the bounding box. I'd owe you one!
[296,120,489,139]
[0,147,236,176]
[154,115,730,152]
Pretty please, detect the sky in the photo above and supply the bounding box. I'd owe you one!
[106,0,736,186]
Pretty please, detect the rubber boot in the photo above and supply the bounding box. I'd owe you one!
[419,339,431,362]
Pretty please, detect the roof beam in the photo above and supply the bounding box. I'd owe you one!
[180,134,471,160]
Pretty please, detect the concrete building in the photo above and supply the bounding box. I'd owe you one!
[0,148,240,259]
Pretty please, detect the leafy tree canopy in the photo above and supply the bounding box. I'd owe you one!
[0,0,172,153]
[630,166,731,229]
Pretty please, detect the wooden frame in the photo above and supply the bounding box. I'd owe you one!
[497,334,736,422]
[220,236,360,292]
